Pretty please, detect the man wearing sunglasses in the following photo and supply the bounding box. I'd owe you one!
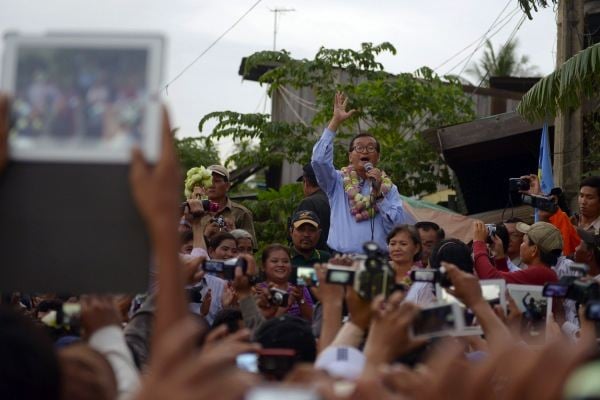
[311,92,414,254]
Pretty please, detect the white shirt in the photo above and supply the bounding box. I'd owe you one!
[88,325,140,400]
[405,282,436,307]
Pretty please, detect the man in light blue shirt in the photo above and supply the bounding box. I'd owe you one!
[311,92,414,254]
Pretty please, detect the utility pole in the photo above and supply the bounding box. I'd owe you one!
[554,0,584,204]
[270,7,295,50]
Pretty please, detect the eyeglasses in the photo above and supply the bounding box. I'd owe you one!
[351,144,377,154]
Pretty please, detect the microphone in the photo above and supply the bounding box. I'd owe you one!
[363,162,380,191]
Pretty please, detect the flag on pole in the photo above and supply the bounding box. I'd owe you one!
[538,122,554,195]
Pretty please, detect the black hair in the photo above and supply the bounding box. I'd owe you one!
[429,239,474,274]
[254,315,316,380]
[261,243,291,266]
[580,176,600,198]
[211,308,243,333]
[549,187,572,216]
[304,174,319,187]
[180,230,194,245]
[387,224,422,261]
[348,132,380,153]
[208,232,236,250]
[526,235,561,267]
[539,249,561,267]
[0,306,61,400]
[415,221,446,240]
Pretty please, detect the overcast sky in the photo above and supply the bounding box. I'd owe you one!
[0,0,557,159]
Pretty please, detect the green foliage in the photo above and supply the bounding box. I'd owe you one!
[240,183,303,253]
[467,39,538,86]
[518,0,559,20]
[517,43,600,122]
[201,43,475,196]
[174,136,221,174]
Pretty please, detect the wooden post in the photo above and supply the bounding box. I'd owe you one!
[554,0,584,205]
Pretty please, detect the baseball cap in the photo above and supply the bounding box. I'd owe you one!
[291,210,320,229]
[576,227,600,251]
[296,163,316,182]
[207,165,230,181]
[516,221,563,253]
[315,346,366,381]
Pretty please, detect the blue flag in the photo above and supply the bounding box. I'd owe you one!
[538,122,554,195]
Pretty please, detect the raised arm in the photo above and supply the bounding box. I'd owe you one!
[129,108,187,351]
[311,92,356,196]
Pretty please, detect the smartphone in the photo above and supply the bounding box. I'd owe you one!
[411,302,465,339]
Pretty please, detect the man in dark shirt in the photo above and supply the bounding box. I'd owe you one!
[295,163,331,251]
[289,210,331,285]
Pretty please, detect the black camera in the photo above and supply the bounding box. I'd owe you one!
[354,241,395,300]
[186,286,203,303]
[521,194,558,213]
[325,242,395,300]
[509,177,530,192]
[269,288,290,307]
[203,257,248,281]
[543,276,600,304]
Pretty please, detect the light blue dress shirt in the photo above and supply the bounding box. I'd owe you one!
[311,128,414,254]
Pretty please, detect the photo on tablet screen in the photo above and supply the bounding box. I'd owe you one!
[1,33,164,163]
[507,284,553,344]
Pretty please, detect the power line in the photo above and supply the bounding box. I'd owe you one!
[434,5,519,72]
[454,0,514,77]
[163,0,263,94]
[442,8,521,76]
[471,13,527,95]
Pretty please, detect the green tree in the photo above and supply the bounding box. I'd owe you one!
[517,43,600,121]
[467,39,538,86]
[242,183,303,255]
[199,42,475,197]
[174,136,220,174]
[518,0,559,20]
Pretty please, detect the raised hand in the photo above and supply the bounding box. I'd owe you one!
[327,91,357,132]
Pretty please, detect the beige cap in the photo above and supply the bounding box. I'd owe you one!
[207,165,230,181]
[516,221,563,253]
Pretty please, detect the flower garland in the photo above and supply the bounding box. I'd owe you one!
[341,165,392,222]
[184,166,213,198]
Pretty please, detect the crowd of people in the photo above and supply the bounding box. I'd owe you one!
[2,91,600,400]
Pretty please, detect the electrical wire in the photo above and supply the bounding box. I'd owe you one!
[435,4,519,72]
[162,0,263,94]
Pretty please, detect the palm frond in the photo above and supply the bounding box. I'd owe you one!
[517,43,600,122]
[518,0,559,20]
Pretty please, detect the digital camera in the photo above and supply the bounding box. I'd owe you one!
[543,276,600,304]
[509,178,530,192]
[269,288,290,307]
[201,199,220,213]
[410,267,452,288]
[203,257,248,281]
[325,242,395,300]
[521,194,558,213]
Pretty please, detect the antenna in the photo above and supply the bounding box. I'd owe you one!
[270,7,295,50]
